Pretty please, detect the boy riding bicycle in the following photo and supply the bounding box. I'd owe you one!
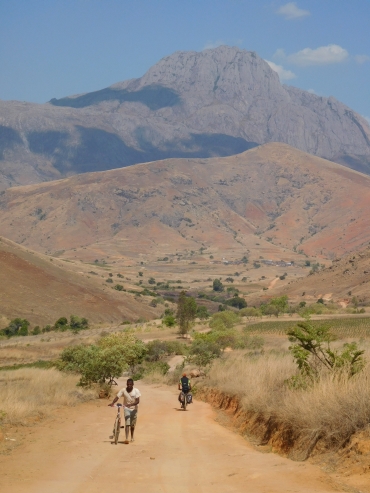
[178,372,192,408]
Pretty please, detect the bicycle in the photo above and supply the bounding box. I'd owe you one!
[180,391,191,411]
[110,403,123,444]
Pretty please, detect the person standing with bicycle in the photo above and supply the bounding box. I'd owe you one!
[109,378,141,444]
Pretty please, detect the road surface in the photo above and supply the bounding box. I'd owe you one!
[0,380,341,493]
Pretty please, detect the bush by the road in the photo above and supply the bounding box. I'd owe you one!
[58,332,147,386]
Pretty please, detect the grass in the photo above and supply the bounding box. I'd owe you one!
[246,317,370,338]
[0,360,55,371]
[0,368,96,426]
[199,351,370,458]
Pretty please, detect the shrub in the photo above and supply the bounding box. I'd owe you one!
[212,279,224,292]
[145,340,186,362]
[163,314,176,327]
[187,338,221,368]
[287,319,365,384]
[69,315,88,332]
[196,305,210,319]
[209,311,240,330]
[233,333,264,350]
[58,332,147,386]
[114,284,124,291]
[240,307,262,319]
[98,332,147,372]
[224,296,247,309]
[106,278,113,283]
[58,344,126,387]
[55,317,68,328]
[1,318,30,337]
[133,361,170,380]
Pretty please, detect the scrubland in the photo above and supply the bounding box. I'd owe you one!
[201,351,370,457]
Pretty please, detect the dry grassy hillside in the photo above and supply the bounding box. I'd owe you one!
[0,237,158,327]
[0,143,369,264]
[271,246,370,304]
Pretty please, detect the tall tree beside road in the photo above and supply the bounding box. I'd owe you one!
[176,291,197,337]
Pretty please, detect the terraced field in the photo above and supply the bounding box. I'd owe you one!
[246,317,370,339]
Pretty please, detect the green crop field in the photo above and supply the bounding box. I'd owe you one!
[246,318,370,339]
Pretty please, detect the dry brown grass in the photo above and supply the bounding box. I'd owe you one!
[0,368,95,426]
[201,351,370,457]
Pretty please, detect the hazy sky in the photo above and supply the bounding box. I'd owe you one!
[1,0,369,120]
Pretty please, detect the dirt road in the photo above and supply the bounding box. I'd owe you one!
[0,380,341,493]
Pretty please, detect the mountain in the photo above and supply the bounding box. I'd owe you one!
[1,46,370,190]
[0,143,369,263]
[0,236,158,326]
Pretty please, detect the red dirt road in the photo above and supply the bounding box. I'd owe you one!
[0,381,341,493]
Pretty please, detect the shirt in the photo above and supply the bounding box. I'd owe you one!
[179,377,191,390]
[116,387,141,410]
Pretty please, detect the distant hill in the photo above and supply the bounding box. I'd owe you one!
[0,237,157,326]
[1,46,370,190]
[0,143,369,263]
[274,246,370,304]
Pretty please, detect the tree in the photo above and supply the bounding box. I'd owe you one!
[187,338,221,368]
[287,318,365,383]
[1,318,30,337]
[69,315,88,333]
[196,305,210,320]
[58,332,147,386]
[58,344,126,387]
[212,279,224,292]
[270,295,288,313]
[209,311,240,330]
[240,307,262,320]
[98,332,147,373]
[225,296,247,309]
[176,291,197,337]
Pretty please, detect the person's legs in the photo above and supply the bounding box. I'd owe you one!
[124,409,131,443]
[178,392,184,407]
[130,410,138,441]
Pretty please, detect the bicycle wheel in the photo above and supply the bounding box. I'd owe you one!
[183,394,187,411]
[114,416,120,444]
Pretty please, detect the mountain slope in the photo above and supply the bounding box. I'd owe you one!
[1,46,370,190]
[0,237,157,326]
[0,143,369,262]
[274,246,370,304]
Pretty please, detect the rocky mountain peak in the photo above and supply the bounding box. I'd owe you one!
[1,46,370,190]
[137,46,284,102]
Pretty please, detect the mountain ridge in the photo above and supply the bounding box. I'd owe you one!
[1,46,370,190]
[1,143,369,264]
